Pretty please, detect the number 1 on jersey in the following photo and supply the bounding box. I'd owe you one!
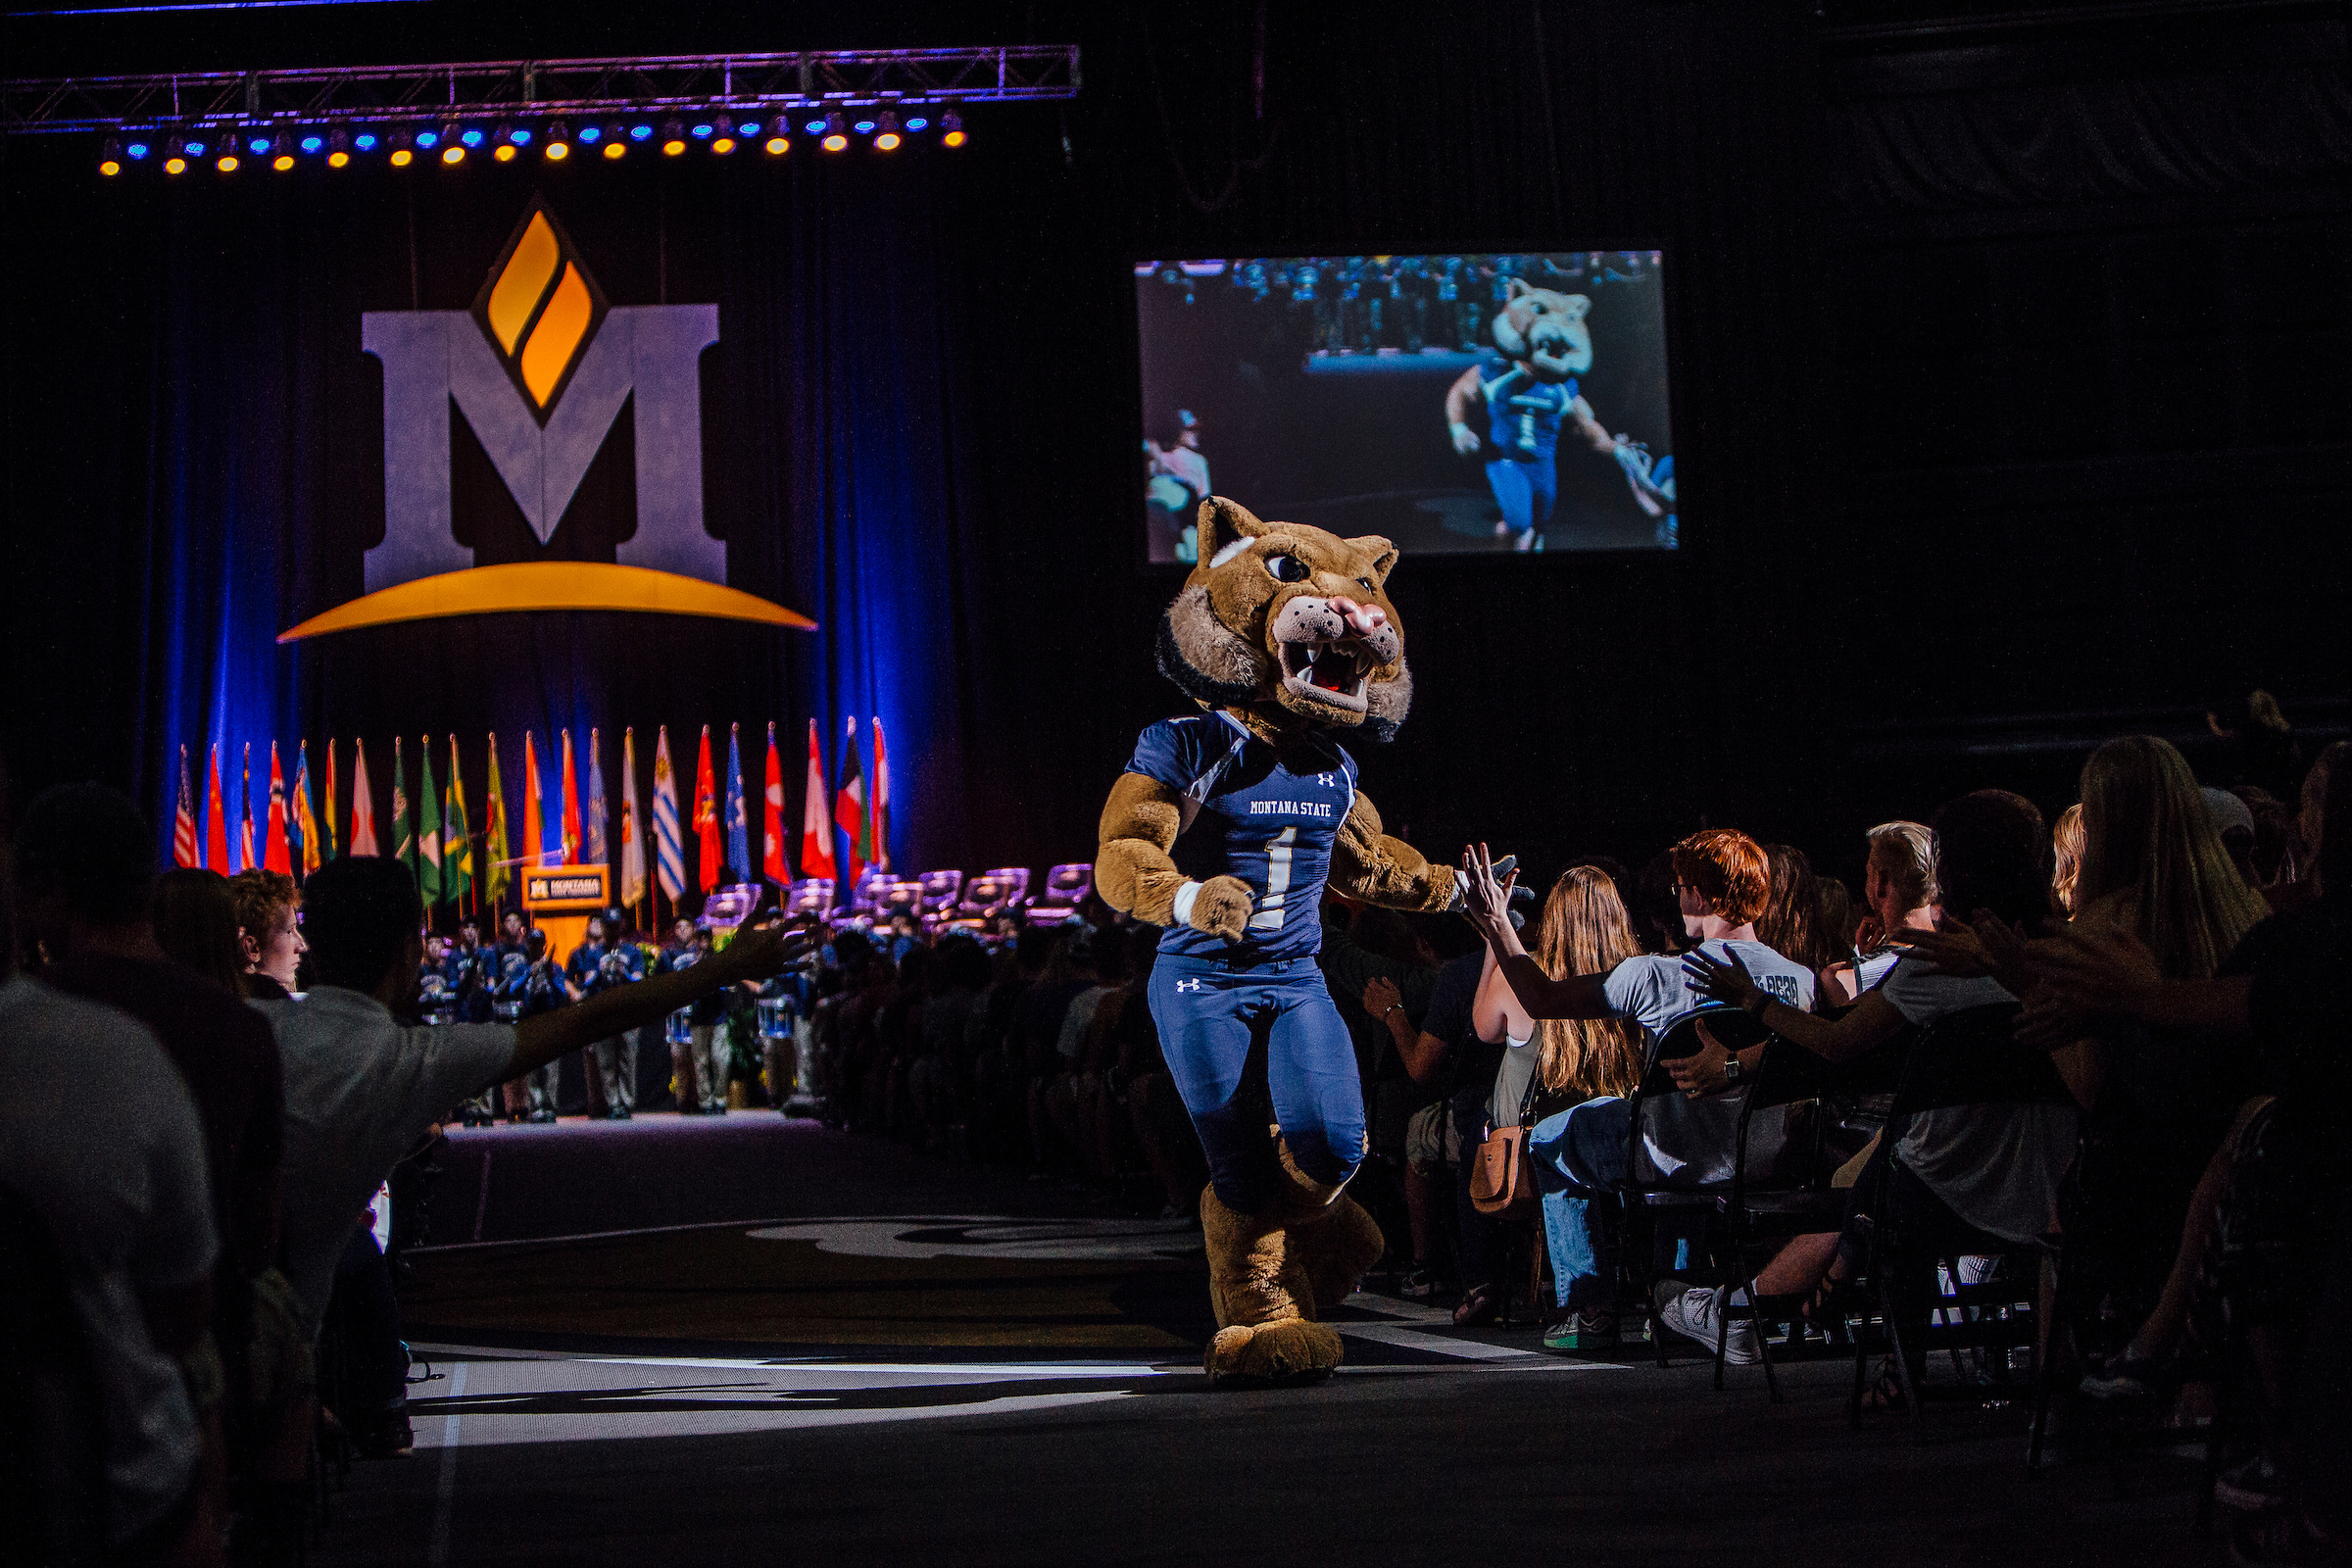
[1249,826,1296,933]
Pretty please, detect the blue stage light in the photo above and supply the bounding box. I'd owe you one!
[182,135,207,155]
[126,138,151,159]
[690,120,713,138]
[629,122,653,141]
[355,131,378,151]
[248,133,272,155]
[906,116,928,132]
[300,133,324,154]
[804,116,828,135]
[509,125,532,145]
[852,117,876,134]
[578,123,603,142]
[460,126,485,147]
[737,119,762,137]
[416,128,440,149]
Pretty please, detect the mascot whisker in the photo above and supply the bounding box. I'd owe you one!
[1096,496,1514,1386]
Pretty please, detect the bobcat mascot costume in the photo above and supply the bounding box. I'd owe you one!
[1096,496,1508,1385]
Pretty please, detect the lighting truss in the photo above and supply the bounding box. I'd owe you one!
[0,45,1080,135]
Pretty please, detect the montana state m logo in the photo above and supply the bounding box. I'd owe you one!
[282,199,808,641]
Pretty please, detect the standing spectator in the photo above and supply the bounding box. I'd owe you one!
[564,914,646,1118]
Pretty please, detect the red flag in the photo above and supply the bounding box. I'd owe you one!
[522,732,548,867]
[834,716,869,893]
[800,719,835,882]
[239,744,257,874]
[761,722,788,883]
[205,745,230,869]
[694,725,721,893]
[870,716,892,873]
[560,729,583,864]
[172,746,199,867]
[264,742,293,874]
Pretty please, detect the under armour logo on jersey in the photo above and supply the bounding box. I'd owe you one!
[1175,978,1205,994]
[1315,772,1338,789]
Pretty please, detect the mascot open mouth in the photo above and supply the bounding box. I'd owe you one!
[1278,635,1376,711]
[1269,594,1400,719]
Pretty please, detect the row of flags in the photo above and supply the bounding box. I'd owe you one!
[171,716,895,910]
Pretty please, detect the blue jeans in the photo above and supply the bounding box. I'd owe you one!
[1528,1097,1632,1311]
[1485,455,1557,539]
[1148,953,1366,1213]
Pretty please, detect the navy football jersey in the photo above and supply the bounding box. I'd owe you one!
[1481,356,1578,461]
[1126,711,1358,963]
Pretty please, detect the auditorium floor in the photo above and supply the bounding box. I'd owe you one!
[323,1117,2220,1567]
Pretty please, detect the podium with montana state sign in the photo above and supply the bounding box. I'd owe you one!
[522,864,610,966]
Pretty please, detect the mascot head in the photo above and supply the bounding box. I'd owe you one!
[1156,497,1412,742]
[1493,277,1592,382]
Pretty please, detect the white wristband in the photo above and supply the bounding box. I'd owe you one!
[1172,880,1203,927]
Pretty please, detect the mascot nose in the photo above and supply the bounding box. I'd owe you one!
[1326,596,1388,638]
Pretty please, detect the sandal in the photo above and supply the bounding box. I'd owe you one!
[1857,1354,1908,1414]
[1452,1284,1501,1327]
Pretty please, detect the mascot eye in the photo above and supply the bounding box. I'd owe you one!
[1356,577,1373,591]
[1263,554,1309,584]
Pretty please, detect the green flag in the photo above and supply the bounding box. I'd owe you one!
[483,734,512,910]
[444,735,472,907]
[418,736,444,906]
[390,736,416,884]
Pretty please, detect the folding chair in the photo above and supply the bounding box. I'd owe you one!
[1718,1026,1918,1399]
[1841,1001,2073,1437]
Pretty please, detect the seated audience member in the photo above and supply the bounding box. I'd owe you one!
[15,789,290,1434]
[1686,791,2075,1397]
[906,933,989,1148]
[2021,754,2348,1536]
[2203,786,2262,894]
[253,857,805,1344]
[1756,845,1829,980]
[1818,820,1937,1006]
[2266,738,2347,916]
[1815,876,1854,966]
[152,868,252,995]
[2226,785,2295,892]
[2049,803,2086,918]
[1,873,222,1565]
[2205,689,2303,805]
[1462,829,1815,1361]
[228,867,305,999]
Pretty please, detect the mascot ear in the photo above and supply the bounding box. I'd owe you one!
[1563,293,1592,322]
[1195,496,1266,567]
[1347,536,1399,587]
[1506,277,1533,300]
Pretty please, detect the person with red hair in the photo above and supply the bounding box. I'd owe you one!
[1458,829,1816,1357]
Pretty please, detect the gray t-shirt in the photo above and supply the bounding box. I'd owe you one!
[0,976,218,1547]
[1604,940,1817,1186]
[1881,957,2078,1243]
[255,987,515,1335]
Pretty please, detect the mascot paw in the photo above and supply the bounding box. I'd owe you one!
[1188,875,1254,943]
[1203,1318,1345,1388]
[1293,1194,1387,1317]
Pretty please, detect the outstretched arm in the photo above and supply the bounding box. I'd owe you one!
[1460,843,1617,1019]
[1329,790,1456,912]
[1445,368,1487,455]
[1095,771,1253,943]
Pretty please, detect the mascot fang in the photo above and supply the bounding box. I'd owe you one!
[1097,496,1509,1386]
[1445,276,1671,551]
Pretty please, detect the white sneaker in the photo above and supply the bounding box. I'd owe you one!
[1655,1284,1759,1365]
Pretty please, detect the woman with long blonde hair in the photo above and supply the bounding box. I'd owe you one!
[1523,866,1645,1102]
[2075,735,2267,979]
[2050,803,2086,918]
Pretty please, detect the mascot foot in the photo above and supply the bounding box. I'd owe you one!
[1203,1318,1345,1388]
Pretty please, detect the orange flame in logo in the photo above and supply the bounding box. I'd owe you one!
[475,204,605,415]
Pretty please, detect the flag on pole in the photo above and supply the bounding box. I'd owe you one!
[523,732,549,868]
[560,730,583,864]
[173,746,200,868]
[619,727,648,910]
[694,726,720,893]
[351,738,379,856]
[205,745,230,869]
[800,718,836,882]
[761,723,787,883]
[835,717,869,894]
[417,738,443,906]
[323,739,340,861]
[653,726,684,903]
[264,742,293,874]
[445,735,472,907]
[724,723,751,883]
[870,716,892,873]
[240,744,257,874]
[292,741,321,877]
[390,736,415,880]
[483,735,512,908]
[585,728,609,865]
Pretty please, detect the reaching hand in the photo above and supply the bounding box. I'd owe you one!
[1667,1015,1733,1098]
[1457,844,1517,930]
[712,922,811,983]
[2027,922,2165,1015]
[1362,975,1404,1023]
[2014,990,2091,1053]
[1902,916,1996,979]
[1449,420,1482,457]
[1681,945,1765,1013]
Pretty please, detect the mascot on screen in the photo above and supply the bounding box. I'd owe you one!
[1445,276,1671,551]
[1096,496,1513,1386]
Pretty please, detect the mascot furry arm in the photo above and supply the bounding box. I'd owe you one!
[1094,496,1494,1388]
[1095,497,1458,941]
